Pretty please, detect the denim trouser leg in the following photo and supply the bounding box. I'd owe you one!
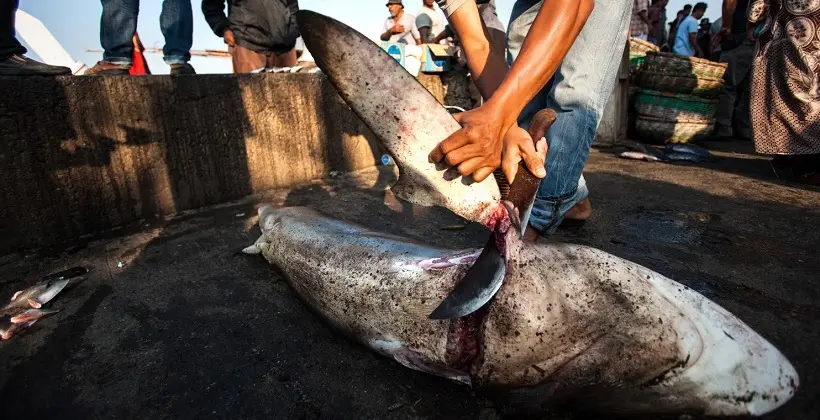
[506,0,632,234]
[100,0,138,66]
[0,0,26,59]
[160,0,192,65]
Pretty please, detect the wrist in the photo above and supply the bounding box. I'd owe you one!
[483,95,519,132]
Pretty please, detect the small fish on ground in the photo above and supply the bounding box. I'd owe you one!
[666,143,717,161]
[623,140,667,160]
[619,151,664,162]
[0,316,37,340]
[664,152,713,163]
[10,308,60,324]
[3,278,69,314]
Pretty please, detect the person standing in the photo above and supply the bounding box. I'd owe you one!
[428,0,634,234]
[647,0,669,46]
[85,0,195,75]
[712,0,753,140]
[673,2,707,57]
[416,0,445,43]
[380,0,420,45]
[748,0,820,185]
[631,0,651,41]
[0,0,70,75]
[667,4,692,49]
[202,0,300,73]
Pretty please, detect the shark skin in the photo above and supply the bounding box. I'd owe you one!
[244,205,799,417]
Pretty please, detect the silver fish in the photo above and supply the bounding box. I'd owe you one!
[619,151,664,162]
[665,152,711,163]
[623,140,667,160]
[3,278,70,315]
[666,143,716,161]
[0,316,37,340]
[10,308,60,324]
[244,205,799,416]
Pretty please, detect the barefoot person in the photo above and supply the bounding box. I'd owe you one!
[428,0,632,235]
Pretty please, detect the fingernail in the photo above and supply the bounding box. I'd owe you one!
[536,168,546,177]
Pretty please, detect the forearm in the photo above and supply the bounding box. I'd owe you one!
[722,0,737,29]
[442,2,512,103]
[380,30,392,41]
[202,0,230,36]
[486,0,593,128]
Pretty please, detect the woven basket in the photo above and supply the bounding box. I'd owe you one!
[635,115,714,144]
[630,37,659,56]
[629,38,659,71]
[642,51,727,79]
[634,89,718,122]
[637,71,723,98]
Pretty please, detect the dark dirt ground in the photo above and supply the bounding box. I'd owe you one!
[0,140,817,419]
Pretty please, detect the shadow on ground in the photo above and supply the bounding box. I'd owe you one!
[0,147,817,419]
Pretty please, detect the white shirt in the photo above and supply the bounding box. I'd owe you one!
[417,6,446,38]
[383,12,420,44]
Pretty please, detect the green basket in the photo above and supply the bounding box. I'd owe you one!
[637,71,723,98]
[635,115,714,144]
[634,89,718,122]
[642,51,728,80]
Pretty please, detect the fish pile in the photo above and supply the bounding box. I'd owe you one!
[242,10,800,418]
[0,267,87,340]
[619,141,717,163]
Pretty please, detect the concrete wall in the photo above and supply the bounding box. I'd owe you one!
[0,73,390,254]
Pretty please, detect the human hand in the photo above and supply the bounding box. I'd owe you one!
[429,105,548,184]
[391,24,405,34]
[223,28,236,47]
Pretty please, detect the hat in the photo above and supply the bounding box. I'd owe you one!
[386,0,403,5]
[700,18,710,25]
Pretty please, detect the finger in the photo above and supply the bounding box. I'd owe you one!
[473,166,496,183]
[535,136,548,162]
[443,144,485,166]
[521,139,547,179]
[456,156,486,177]
[501,145,520,184]
[451,112,464,124]
[429,130,470,163]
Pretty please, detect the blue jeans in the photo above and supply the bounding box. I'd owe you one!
[506,0,632,234]
[100,0,192,66]
[0,0,26,59]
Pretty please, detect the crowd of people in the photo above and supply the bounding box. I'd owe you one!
[0,0,817,229]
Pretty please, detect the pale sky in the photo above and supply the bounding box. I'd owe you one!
[16,0,722,75]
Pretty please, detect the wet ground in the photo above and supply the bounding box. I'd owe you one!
[0,140,817,419]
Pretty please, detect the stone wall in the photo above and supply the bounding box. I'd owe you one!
[0,73,387,254]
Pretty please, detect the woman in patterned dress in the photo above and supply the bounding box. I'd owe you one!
[748,0,820,185]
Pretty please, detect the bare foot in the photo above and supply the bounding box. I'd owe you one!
[564,198,592,221]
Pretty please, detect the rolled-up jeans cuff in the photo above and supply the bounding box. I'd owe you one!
[524,175,590,235]
[102,55,133,68]
[163,55,188,65]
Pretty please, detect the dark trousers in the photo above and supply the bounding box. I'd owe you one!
[100,0,192,65]
[0,0,26,60]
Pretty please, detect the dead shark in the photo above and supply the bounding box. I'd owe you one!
[241,9,800,416]
[244,204,798,416]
